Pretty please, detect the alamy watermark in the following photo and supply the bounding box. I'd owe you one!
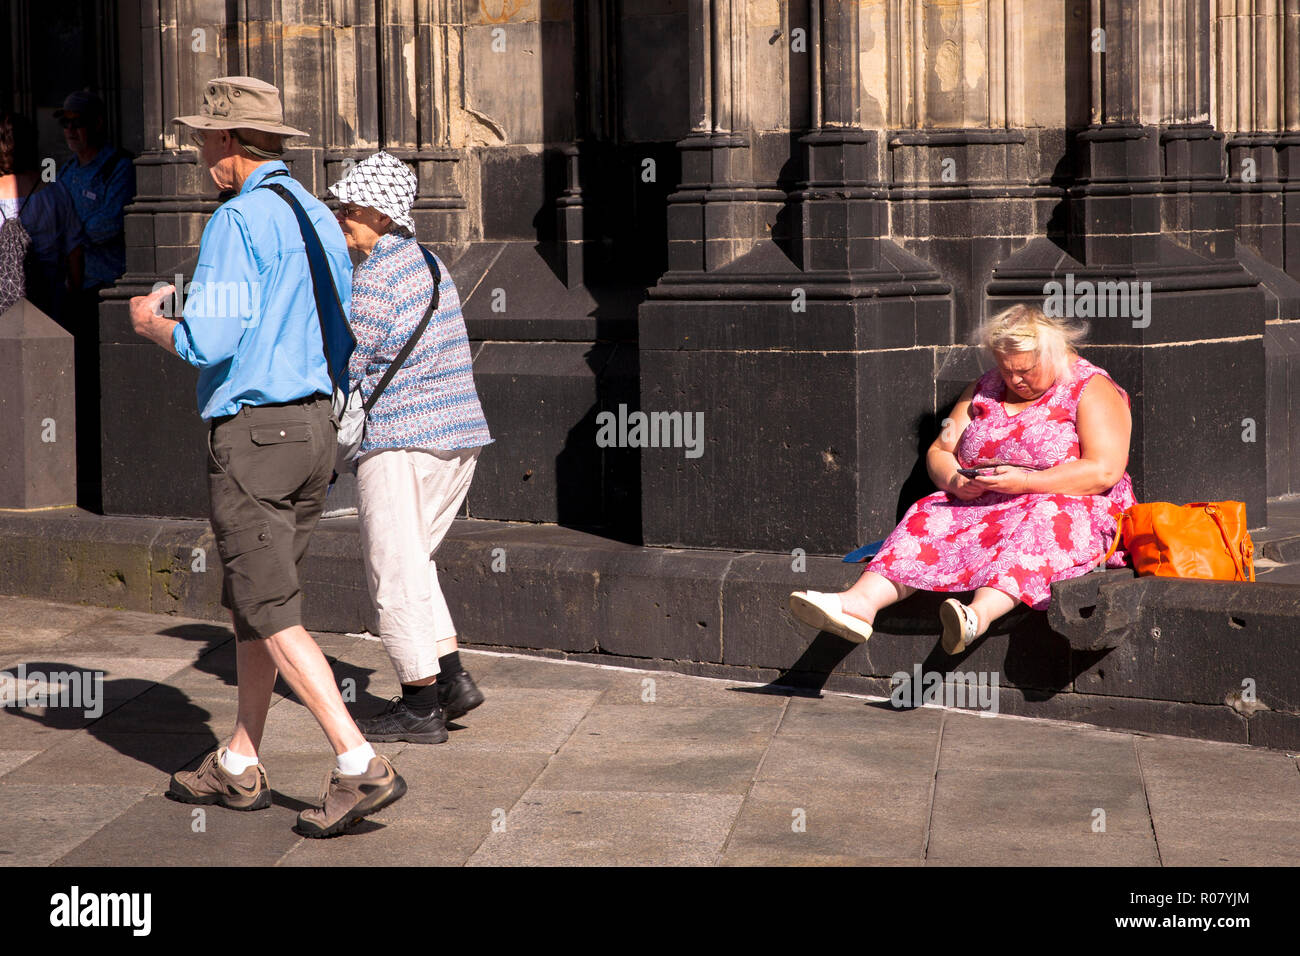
[1042,274,1151,328]
[890,665,999,714]
[151,274,262,328]
[0,663,104,718]
[49,886,150,936]
[595,404,704,459]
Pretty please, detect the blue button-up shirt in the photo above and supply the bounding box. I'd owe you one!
[172,161,353,420]
[60,145,135,287]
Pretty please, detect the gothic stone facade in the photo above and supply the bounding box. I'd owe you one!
[83,1,1300,553]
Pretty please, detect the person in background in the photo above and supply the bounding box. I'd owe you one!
[57,91,134,512]
[0,112,84,323]
[58,91,134,304]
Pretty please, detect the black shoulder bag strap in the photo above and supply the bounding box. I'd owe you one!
[256,171,351,394]
[363,248,440,413]
[258,170,440,412]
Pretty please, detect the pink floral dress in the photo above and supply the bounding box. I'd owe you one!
[864,357,1135,610]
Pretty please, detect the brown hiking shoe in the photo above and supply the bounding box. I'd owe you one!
[294,755,407,838]
[168,747,272,811]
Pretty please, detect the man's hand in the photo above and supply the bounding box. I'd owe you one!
[130,285,179,355]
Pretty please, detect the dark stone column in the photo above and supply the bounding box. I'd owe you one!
[664,0,761,273]
[790,0,884,274]
[640,0,952,554]
[381,0,466,243]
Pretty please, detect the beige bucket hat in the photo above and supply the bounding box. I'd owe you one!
[172,76,308,137]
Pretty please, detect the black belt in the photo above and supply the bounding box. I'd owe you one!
[211,393,330,427]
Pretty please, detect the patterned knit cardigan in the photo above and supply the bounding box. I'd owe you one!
[346,232,492,453]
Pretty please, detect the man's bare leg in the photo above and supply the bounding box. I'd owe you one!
[245,624,367,755]
[228,626,277,758]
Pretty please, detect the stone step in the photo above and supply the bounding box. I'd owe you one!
[0,509,1295,750]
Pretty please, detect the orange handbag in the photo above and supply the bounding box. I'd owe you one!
[1098,501,1255,582]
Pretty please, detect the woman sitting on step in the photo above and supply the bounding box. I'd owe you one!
[790,303,1136,654]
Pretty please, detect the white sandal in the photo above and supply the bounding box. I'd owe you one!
[789,591,874,644]
[939,598,980,654]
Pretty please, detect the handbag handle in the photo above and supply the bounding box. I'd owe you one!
[1201,503,1255,582]
[1095,509,1127,570]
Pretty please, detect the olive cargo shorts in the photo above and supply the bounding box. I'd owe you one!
[207,395,335,642]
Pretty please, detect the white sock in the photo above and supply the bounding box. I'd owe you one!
[336,742,377,776]
[221,747,259,776]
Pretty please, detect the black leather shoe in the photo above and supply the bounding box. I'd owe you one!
[355,697,448,744]
[437,671,485,722]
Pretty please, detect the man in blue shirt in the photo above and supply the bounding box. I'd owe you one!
[56,91,134,512]
[129,76,406,837]
[57,92,134,295]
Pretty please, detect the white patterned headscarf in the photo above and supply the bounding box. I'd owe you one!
[328,151,417,236]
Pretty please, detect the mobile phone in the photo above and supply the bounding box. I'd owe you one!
[958,466,998,478]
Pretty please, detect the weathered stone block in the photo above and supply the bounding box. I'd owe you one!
[1074,581,1300,711]
[598,548,729,662]
[0,300,76,509]
[469,341,611,528]
[100,343,207,519]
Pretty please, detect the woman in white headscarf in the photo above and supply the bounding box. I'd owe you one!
[329,151,493,743]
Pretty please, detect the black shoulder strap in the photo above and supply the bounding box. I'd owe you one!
[362,248,441,413]
[258,169,440,411]
[255,173,353,391]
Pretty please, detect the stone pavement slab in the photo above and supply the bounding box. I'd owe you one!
[1136,735,1300,866]
[722,779,930,863]
[926,767,1158,866]
[938,710,1143,774]
[1,598,1298,867]
[58,612,230,661]
[0,784,149,866]
[279,817,484,867]
[53,794,304,867]
[0,598,109,654]
[465,790,744,866]
[3,731,215,787]
[596,669,788,707]
[777,694,945,738]
[532,734,768,794]
[422,686,605,753]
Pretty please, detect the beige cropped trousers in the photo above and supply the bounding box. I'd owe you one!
[356,446,480,683]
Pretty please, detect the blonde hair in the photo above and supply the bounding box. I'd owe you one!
[977,303,1088,382]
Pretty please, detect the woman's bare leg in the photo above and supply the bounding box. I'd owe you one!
[967,586,1017,636]
[836,571,916,624]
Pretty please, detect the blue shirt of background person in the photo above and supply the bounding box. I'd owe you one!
[59,146,134,288]
[171,160,354,420]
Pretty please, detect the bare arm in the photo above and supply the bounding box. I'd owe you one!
[926,381,987,501]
